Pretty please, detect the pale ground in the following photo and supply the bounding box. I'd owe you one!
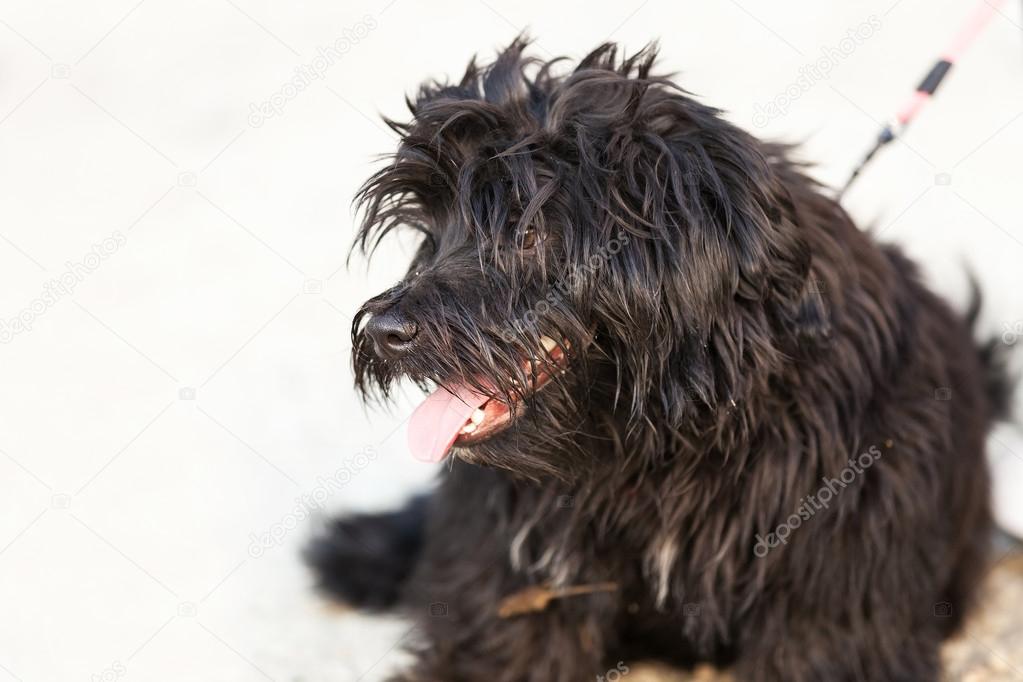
[1,1,1022,680]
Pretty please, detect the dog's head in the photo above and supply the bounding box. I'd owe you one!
[351,39,827,480]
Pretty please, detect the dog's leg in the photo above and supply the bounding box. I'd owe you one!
[382,470,617,680]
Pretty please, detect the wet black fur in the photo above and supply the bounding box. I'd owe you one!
[308,40,1012,681]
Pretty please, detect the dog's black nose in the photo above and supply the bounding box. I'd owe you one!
[366,309,419,358]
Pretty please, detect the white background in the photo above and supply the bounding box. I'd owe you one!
[1,0,1021,680]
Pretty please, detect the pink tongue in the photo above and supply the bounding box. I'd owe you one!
[408,382,490,462]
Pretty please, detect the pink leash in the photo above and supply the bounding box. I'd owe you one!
[840,0,1008,195]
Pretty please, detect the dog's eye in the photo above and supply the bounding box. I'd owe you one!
[520,227,539,251]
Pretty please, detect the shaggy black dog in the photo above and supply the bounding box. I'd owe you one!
[308,40,1011,681]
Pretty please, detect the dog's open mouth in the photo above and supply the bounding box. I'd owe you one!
[407,336,567,462]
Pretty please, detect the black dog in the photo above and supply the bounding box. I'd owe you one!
[308,40,1011,681]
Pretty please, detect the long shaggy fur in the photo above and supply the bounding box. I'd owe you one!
[309,39,1010,681]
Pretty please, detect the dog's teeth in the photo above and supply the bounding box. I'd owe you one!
[540,335,558,353]
[461,423,477,434]
[471,409,485,424]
